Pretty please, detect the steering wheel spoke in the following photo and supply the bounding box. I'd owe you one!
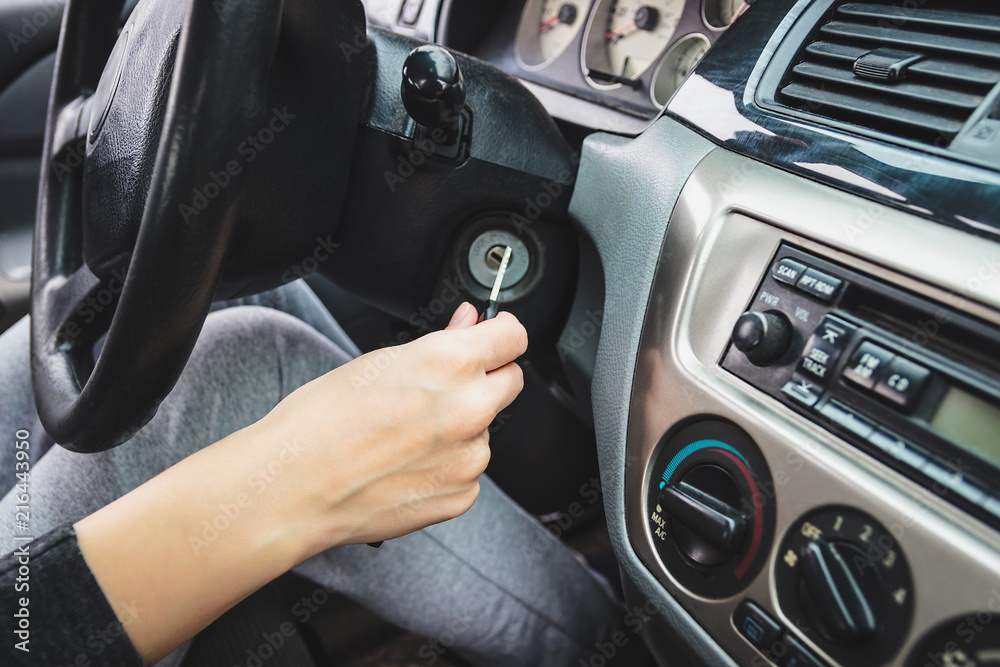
[31,0,298,452]
[48,97,91,162]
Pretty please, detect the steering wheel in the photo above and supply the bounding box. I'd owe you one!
[31,0,372,452]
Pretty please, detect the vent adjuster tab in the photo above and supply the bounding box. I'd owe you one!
[853,48,925,83]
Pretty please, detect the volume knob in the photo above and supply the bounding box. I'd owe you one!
[732,310,792,366]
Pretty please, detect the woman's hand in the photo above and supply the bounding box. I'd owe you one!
[74,303,527,663]
[255,303,527,549]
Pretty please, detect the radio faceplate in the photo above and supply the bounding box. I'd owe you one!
[722,245,1000,530]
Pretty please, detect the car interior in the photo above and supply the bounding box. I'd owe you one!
[2,0,1000,665]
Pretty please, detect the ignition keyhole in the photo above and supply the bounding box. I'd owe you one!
[486,245,513,270]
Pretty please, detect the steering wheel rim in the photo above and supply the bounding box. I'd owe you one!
[31,0,283,453]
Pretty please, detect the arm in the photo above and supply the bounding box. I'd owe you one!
[74,304,527,664]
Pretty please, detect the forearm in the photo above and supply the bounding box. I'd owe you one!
[73,422,318,664]
[69,307,525,664]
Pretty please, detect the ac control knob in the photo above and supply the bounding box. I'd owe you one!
[646,420,776,599]
[732,310,792,366]
[776,507,913,666]
[660,465,746,567]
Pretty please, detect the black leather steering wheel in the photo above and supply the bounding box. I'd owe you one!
[32,0,372,452]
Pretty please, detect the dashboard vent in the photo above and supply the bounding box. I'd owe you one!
[776,1,1000,146]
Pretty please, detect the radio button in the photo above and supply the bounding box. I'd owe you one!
[843,342,895,391]
[798,316,855,384]
[783,377,821,407]
[733,600,783,653]
[868,430,927,469]
[922,461,987,506]
[984,496,1000,520]
[873,356,930,411]
[796,268,843,302]
[819,401,876,439]
[773,258,808,286]
[782,633,825,667]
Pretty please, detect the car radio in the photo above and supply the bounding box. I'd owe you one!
[722,244,1000,530]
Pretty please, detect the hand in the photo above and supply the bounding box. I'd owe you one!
[75,302,527,663]
[254,302,528,551]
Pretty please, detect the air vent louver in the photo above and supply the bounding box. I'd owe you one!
[777,2,1000,146]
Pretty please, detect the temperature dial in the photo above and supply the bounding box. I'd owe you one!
[647,419,776,598]
[776,507,914,666]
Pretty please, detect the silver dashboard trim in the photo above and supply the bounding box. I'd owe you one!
[519,79,651,135]
[626,147,1000,665]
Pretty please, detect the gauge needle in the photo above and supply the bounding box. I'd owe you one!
[732,1,751,23]
[538,15,560,32]
[605,20,636,41]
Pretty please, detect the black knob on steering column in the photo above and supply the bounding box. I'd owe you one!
[401,45,466,133]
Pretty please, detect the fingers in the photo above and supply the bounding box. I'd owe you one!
[446,302,478,330]
[483,361,524,415]
[464,311,529,372]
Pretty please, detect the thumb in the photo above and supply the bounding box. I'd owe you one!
[446,302,478,330]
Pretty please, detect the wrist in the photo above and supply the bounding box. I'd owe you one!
[227,415,355,564]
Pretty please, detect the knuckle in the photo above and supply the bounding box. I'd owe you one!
[514,323,528,355]
[464,440,491,477]
[459,389,494,424]
[455,482,481,516]
[441,411,480,443]
[501,312,528,354]
[511,362,525,393]
[444,345,477,376]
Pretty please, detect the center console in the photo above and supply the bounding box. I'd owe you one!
[623,146,1000,667]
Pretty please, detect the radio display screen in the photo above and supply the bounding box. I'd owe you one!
[931,387,1000,468]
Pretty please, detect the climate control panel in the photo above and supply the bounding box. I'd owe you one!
[646,419,776,599]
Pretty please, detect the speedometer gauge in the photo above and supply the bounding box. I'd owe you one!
[582,0,684,87]
[516,0,586,70]
[650,34,710,107]
[703,0,747,29]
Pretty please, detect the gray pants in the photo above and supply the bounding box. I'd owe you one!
[0,282,620,666]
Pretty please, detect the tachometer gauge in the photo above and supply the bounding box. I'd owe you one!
[516,0,586,70]
[582,0,685,88]
[650,34,710,107]
[703,0,748,29]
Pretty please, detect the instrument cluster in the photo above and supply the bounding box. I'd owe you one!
[489,0,747,118]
